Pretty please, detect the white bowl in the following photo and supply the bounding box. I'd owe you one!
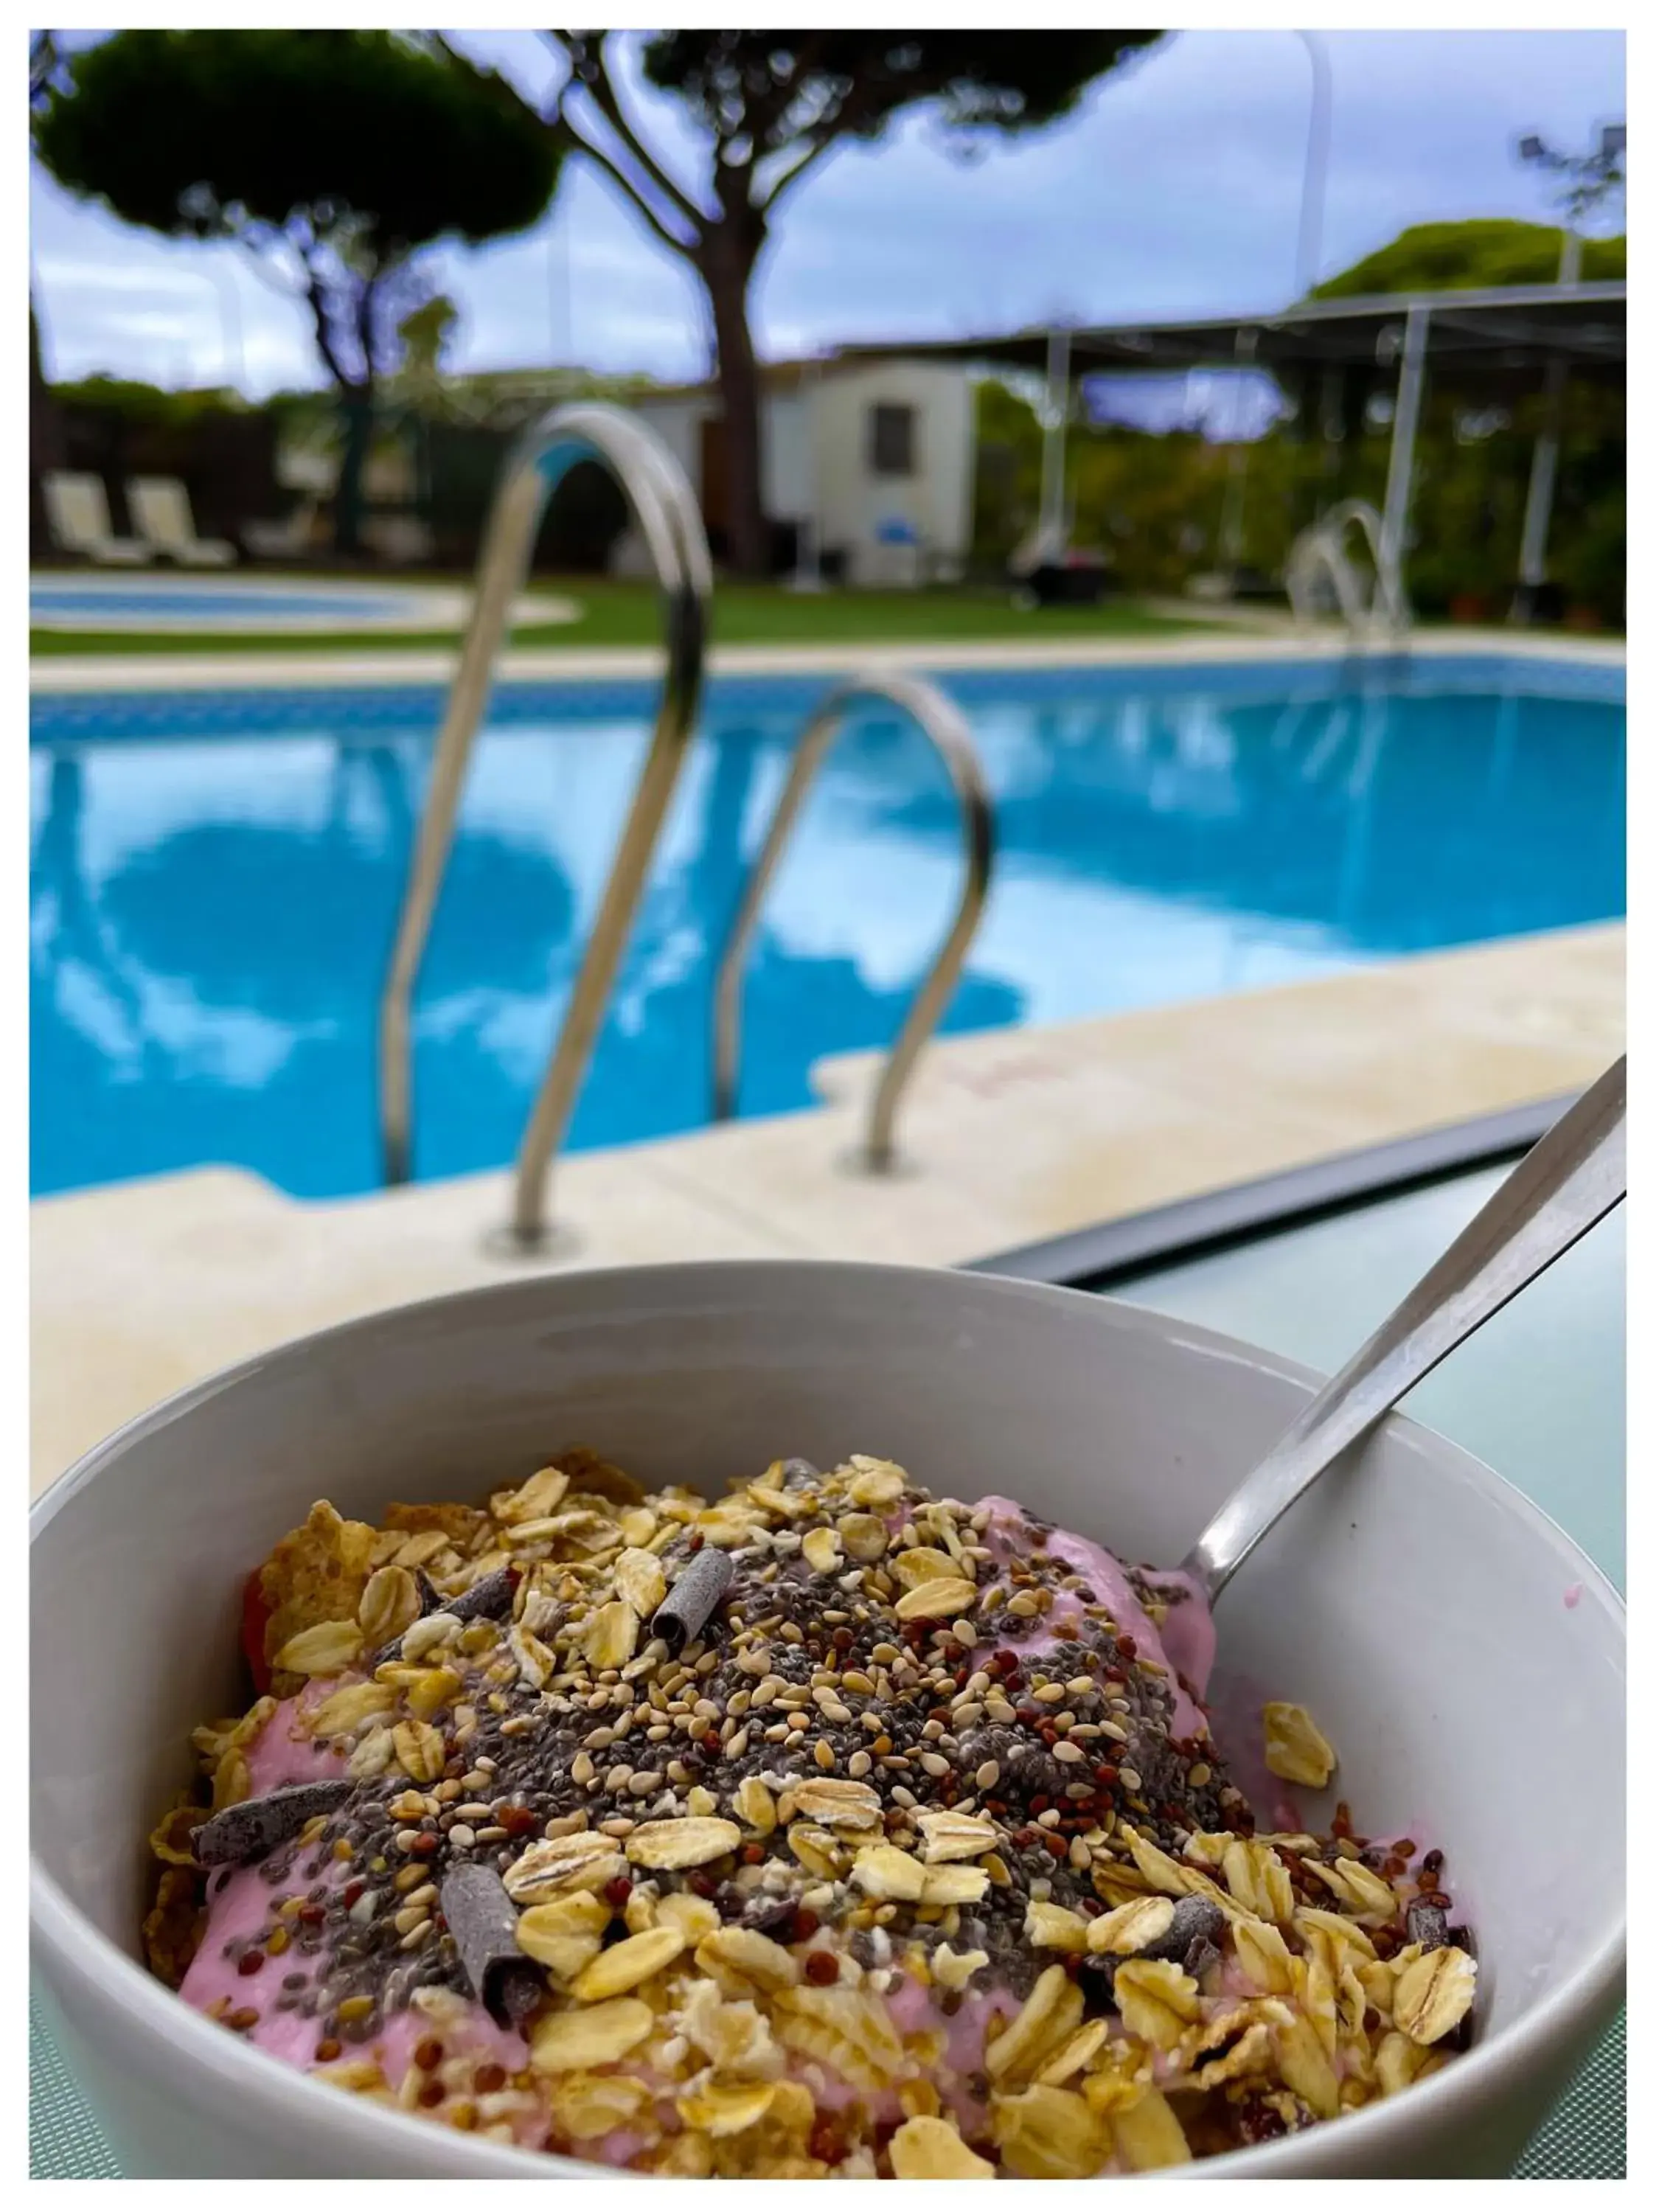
[31,1261,1624,2179]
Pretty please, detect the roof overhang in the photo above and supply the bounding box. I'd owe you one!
[836,283,1626,390]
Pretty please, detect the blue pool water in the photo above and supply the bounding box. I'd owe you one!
[32,585,406,620]
[29,656,1625,1200]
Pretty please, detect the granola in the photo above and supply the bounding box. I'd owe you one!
[147,1452,1475,2175]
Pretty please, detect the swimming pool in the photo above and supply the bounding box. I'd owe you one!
[32,585,411,621]
[29,574,577,635]
[29,655,1625,1200]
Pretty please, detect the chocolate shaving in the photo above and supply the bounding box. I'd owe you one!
[1405,1900,1450,1952]
[1183,1935,1223,1985]
[442,1565,518,1625]
[371,1564,521,1668]
[194,1781,355,1868]
[1077,1952,1124,2008]
[1146,1895,1225,1964]
[441,1863,545,2028]
[651,1545,734,1653]
[1080,1894,1227,2006]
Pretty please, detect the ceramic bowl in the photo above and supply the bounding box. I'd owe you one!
[30,1261,1624,2178]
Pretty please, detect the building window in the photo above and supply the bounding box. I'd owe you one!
[868,403,916,477]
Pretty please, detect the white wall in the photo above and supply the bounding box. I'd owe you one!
[612,394,708,576]
[628,394,705,494]
[615,364,975,586]
[763,391,810,521]
[808,363,975,586]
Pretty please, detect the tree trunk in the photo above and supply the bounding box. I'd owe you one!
[334,386,374,558]
[697,235,768,579]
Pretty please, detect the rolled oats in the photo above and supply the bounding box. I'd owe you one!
[1262,1700,1337,1787]
[915,1809,999,1863]
[503,1831,626,1901]
[1086,1895,1175,1955]
[696,1924,800,1992]
[676,2081,780,2138]
[1111,1958,1202,2051]
[582,1600,640,1670]
[273,1618,363,1676]
[570,1922,686,1998]
[790,1778,883,1830]
[614,1546,669,1615]
[984,1964,1082,2082]
[1110,2088,1192,2171]
[625,1816,741,1870]
[1024,1900,1091,1952]
[1392,1944,1477,2045]
[894,1577,977,1622]
[529,1997,654,2073]
[801,1526,844,1575]
[889,2114,996,2180]
[358,1565,421,1646]
[852,1844,928,1902]
[991,2084,1106,2180]
[1232,1913,1295,1994]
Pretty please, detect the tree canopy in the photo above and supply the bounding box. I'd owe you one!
[1314,218,1625,299]
[455,30,1166,574]
[33,29,560,550]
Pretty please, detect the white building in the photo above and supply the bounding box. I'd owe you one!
[622,352,977,586]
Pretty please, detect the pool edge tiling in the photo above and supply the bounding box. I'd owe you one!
[31,919,1625,1500]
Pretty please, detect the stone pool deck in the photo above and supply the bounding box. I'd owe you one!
[30,921,1624,1500]
[25,621,1624,693]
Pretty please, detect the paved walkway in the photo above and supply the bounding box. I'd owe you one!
[27,625,1624,693]
[30,922,1623,1498]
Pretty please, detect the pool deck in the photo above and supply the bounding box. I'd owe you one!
[26,622,1625,692]
[30,919,1624,1499]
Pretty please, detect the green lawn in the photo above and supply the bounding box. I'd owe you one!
[30,577,1216,657]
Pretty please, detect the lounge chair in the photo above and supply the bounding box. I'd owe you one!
[242,496,320,560]
[41,472,151,566]
[126,476,237,566]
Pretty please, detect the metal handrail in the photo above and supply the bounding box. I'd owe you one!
[377,402,712,1248]
[1286,497,1410,639]
[712,670,995,1173]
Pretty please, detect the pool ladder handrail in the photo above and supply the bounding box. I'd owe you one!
[378,401,712,1251]
[1286,498,1410,641]
[712,669,995,1172]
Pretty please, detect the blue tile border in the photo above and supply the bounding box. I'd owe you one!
[28,653,1624,746]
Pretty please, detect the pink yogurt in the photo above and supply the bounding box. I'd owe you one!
[974,1495,1214,1740]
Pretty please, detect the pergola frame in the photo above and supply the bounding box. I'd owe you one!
[844,282,1625,614]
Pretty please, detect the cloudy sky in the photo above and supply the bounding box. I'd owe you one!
[30,27,1625,397]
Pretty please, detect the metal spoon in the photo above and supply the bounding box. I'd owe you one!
[1183,1053,1626,1604]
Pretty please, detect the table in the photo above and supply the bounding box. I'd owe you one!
[30,1161,1624,2177]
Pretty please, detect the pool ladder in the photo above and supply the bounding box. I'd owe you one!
[1285,498,1411,644]
[377,403,994,1252]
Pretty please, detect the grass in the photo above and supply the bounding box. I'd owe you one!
[29,576,1216,657]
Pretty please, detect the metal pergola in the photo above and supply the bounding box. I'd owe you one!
[845,282,1626,614]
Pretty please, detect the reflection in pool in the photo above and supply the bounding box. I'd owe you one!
[29,660,1625,1199]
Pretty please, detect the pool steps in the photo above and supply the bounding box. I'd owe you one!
[30,920,1623,1500]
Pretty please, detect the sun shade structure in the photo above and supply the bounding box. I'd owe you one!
[846,282,1626,616]
[845,282,1625,386]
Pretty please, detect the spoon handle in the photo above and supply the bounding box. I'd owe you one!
[1183,1054,1626,1603]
